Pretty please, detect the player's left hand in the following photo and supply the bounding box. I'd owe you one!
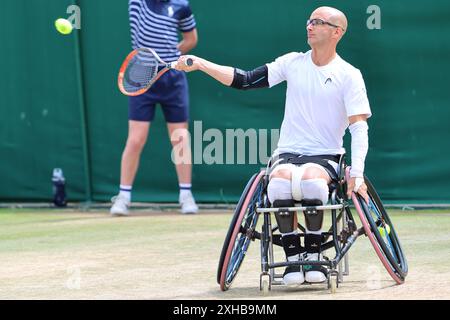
[347,177,369,203]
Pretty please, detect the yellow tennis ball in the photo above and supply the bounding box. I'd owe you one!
[55,18,73,35]
[378,224,391,237]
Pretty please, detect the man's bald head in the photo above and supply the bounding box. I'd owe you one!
[307,6,348,49]
[311,6,347,35]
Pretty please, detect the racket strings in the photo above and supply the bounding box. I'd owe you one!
[123,51,159,93]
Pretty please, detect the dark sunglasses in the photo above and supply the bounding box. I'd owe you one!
[307,18,344,31]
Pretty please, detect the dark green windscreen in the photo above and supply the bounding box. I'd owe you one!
[1,0,449,203]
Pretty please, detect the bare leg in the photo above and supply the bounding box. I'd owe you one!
[167,122,192,185]
[111,120,150,216]
[167,122,198,214]
[120,120,151,186]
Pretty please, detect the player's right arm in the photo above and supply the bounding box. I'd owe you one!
[175,55,269,90]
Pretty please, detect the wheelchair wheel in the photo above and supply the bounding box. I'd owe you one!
[217,171,265,291]
[352,175,408,284]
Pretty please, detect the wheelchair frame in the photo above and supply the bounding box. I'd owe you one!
[217,155,408,294]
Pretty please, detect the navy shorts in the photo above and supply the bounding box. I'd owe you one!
[129,69,189,123]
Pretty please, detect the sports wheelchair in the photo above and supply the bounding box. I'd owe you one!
[217,154,408,294]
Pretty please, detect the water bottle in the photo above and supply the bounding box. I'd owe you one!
[52,168,67,207]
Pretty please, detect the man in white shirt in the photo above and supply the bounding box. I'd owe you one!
[175,6,371,286]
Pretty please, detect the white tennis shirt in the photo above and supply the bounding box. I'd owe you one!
[267,50,372,156]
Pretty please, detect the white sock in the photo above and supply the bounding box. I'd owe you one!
[287,254,300,262]
[119,185,132,202]
[305,229,323,235]
[179,184,192,199]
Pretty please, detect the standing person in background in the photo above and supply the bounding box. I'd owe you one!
[111,0,199,216]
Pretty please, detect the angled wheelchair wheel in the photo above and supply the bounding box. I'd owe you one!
[217,171,265,291]
[352,175,408,284]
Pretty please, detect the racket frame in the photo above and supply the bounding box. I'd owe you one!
[118,47,177,97]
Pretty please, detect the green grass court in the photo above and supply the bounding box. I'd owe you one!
[1,208,449,299]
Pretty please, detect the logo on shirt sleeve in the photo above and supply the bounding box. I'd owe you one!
[168,6,174,17]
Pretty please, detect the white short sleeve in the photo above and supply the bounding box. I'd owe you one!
[343,69,372,118]
[266,52,300,88]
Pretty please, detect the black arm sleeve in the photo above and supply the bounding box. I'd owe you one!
[230,65,269,90]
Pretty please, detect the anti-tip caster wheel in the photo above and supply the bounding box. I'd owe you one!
[328,272,338,294]
[260,274,271,295]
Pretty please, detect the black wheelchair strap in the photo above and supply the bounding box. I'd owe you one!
[275,153,340,182]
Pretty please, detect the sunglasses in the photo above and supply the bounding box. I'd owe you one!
[307,18,344,31]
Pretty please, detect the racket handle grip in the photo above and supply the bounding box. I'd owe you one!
[170,58,194,69]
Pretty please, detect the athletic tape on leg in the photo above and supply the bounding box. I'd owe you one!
[267,177,292,204]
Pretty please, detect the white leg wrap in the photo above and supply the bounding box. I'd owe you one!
[291,166,306,201]
[270,162,335,203]
[291,163,328,201]
[267,178,292,204]
[300,178,329,205]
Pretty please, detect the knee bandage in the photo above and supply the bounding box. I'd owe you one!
[291,164,329,201]
[267,178,292,204]
[301,179,329,205]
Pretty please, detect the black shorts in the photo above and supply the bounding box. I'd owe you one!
[128,69,189,123]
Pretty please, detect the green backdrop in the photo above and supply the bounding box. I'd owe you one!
[1,0,449,204]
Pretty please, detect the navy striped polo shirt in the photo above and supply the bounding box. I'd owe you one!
[129,0,197,62]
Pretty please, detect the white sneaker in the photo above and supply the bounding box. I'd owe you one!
[283,255,305,285]
[179,192,198,214]
[304,253,328,283]
[110,194,130,216]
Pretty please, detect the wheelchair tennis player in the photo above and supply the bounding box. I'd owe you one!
[175,6,372,285]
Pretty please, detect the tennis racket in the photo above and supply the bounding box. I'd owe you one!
[118,47,193,96]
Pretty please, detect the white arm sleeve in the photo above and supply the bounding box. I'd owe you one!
[349,121,369,178]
